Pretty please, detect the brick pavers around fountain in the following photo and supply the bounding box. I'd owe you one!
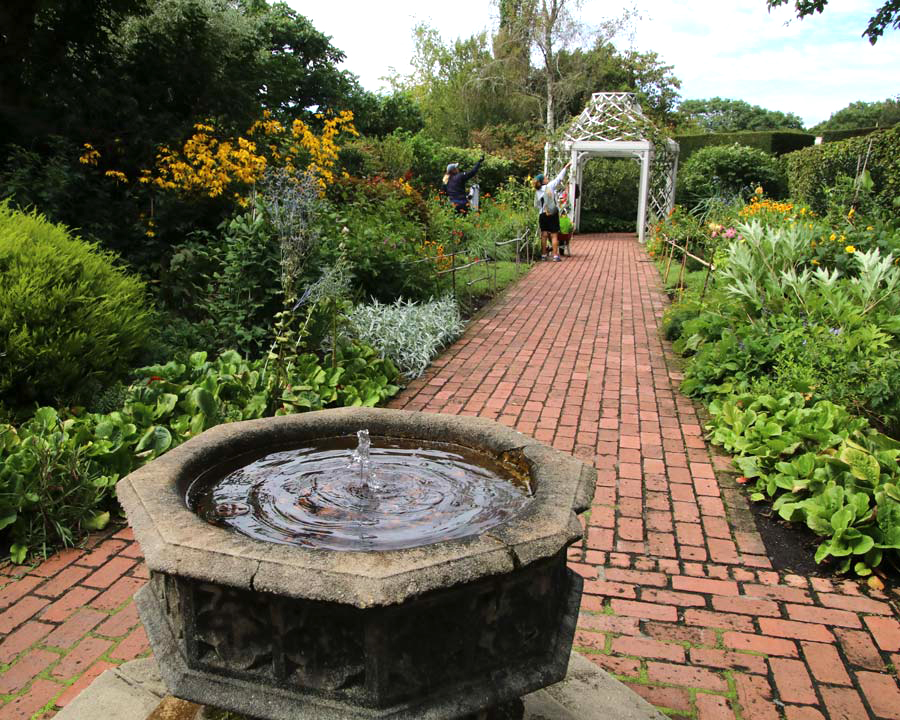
[1,234,899,720]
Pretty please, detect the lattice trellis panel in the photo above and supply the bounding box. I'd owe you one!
[547,93,679,229]
[562,92,659,143]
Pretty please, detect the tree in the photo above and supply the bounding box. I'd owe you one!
[765,0,900,43]
[0,0,146,141]
[490,0,633,133]
[345,90,425,138]
[675,97,805,133]
[1,0,356,150]
[397,23,516,146]
[812,97,900,131]
[0,0,359,261]
[556,42,681,126]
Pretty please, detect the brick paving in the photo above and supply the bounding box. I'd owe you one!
[1,233,899,719]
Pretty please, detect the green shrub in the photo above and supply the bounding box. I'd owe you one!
[405,132,519,195]
[316,176,439,303]
[772,320,900,431]
[677,144,787,206]
[0,203,153,411]
[784,125,900,215]
[180,209,283,357]
[339,132,521,196]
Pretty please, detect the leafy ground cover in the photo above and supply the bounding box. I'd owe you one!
[649,186,900,578]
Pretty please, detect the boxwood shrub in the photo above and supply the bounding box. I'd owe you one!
[0,203,153,412]
[677,144,788,206]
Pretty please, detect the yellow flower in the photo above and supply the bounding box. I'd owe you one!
[829,233,837,242]
[755,186,763,195]
[848,208,855,219]
[104,170,128,184]
[845,245,856,253]
[866,226,874,231]
[812,258,819,265]
[79,143,100,166]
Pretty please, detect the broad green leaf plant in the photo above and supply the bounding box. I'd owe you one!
[0,346,399,563]
[709,391,900,575]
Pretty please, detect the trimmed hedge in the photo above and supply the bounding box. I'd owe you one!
[675,131,815,162]
[785,125,900,214]
[818,127,882,143]
[0,203,153,411]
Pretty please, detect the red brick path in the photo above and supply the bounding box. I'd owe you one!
[2,234,899,719]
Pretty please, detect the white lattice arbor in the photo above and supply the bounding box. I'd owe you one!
[546,92,679,243]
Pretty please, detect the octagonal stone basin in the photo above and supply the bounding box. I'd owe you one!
[118,408,596,720]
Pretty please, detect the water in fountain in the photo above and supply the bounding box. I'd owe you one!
[190,433,532,552]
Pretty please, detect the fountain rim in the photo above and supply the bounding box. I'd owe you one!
[118,407,595,608]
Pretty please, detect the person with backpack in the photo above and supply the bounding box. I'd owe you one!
[533,162,570,262]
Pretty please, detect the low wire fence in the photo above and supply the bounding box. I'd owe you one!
[400,227,537,302]
[657,233,716,300]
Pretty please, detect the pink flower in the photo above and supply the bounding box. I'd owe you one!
[725,228,736,239]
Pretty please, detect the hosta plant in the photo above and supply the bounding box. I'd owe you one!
[708,391,900,575]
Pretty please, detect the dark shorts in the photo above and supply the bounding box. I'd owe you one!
[539,211,560,233]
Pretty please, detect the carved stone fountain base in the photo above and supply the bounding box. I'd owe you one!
[136,557,582,720]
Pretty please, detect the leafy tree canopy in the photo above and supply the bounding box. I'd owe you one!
[766,0,900,43]
[396,19,681,146]
[0,0,356,149]
[675,97,805,133]
[346,90,425,138]
[812,97,900,131]
[557,41,681,127]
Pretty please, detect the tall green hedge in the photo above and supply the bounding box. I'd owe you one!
[0,203,153,411]
[784,125,900,213]
[675,131,815,162]
[818,127,881,143]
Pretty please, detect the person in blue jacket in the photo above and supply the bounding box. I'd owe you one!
[442,155,484,214]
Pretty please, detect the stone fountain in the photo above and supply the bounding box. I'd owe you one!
[117,408,596,720]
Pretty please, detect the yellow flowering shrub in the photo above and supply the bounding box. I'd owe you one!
[149,123,268,199]
[290,111,358,192]
[143,110,357,200]
[738,195,796,220]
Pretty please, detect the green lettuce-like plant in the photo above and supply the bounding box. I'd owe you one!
[0,346,400,563]
[708,391,900,575]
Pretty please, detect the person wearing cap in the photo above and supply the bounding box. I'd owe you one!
[442,155,484,214]
[533,162,570,262]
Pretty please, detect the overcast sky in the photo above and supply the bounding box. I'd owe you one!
[287,0,899,127]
